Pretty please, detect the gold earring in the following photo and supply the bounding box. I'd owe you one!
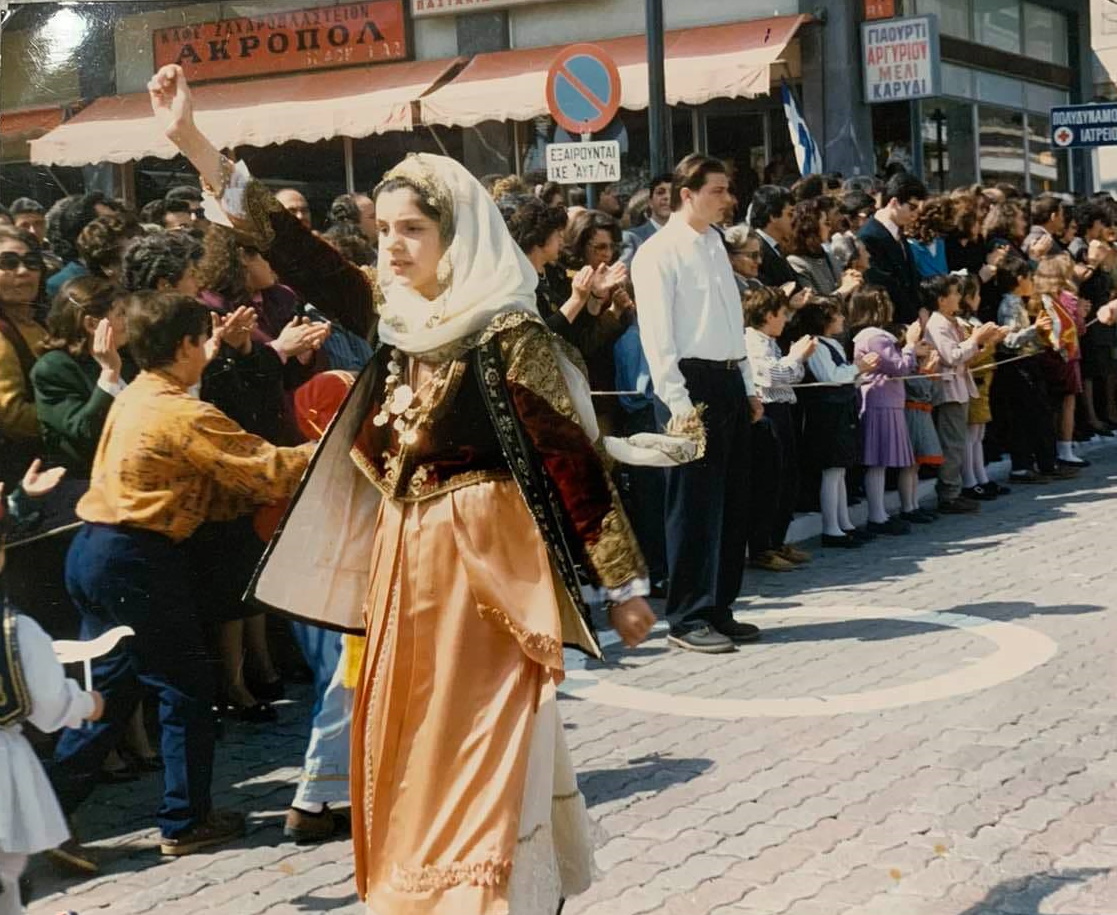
[436,255,452,290]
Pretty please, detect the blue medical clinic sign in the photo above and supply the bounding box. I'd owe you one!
[1051,103,1117,149]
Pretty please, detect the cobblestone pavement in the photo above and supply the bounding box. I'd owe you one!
[26,448,1117,914]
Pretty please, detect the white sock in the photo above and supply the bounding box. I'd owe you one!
[820,468,845,536]
[973,425,990,485]
[899,465,919,513]
[837,473,854,531]
[1057,440,1081,462]
[866,467,889,524]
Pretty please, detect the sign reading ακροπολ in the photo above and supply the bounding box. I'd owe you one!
[546,141,621,185]
[861,15,940,104]
[1050,104,1117,148]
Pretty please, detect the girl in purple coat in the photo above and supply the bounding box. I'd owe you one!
[850,288,933,534]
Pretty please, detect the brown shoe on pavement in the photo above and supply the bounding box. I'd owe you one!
[159,809,246,857]
[749,550,797,572]
[776,544,812,564]
[283,805,351,845]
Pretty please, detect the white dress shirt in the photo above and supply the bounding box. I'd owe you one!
[632,212,755,416]
[806,336,860,385]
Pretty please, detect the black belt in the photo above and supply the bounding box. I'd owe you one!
[680,357,742,371]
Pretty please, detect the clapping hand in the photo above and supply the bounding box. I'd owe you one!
[789,334,817,361]
[1031,233,1054,259]
[91,317,122,378]
[205,306,257,361]
[905,321,924,347]
[570,265,595,305]
[856,352,881,373]
[837,269,863,296]
[275,316,330,360]
[21,459,66,499]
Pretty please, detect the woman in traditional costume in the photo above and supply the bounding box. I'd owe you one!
[149,66,656,915]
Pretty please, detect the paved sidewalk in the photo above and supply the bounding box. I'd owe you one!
[26,449,1117,914]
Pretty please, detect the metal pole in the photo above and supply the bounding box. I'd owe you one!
[343,137,356,195]
[646,0,667,175]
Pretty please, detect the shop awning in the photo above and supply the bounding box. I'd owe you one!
[420,14,810,129]
[30,57,465,167]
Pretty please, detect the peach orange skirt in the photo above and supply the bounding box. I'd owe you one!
[351,479,593,915]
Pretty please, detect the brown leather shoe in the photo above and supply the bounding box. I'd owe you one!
[749,550,797,572]
[159,809,246,857]
[283,805,351,845]
[776,544,812,564]
[46,837,99,875]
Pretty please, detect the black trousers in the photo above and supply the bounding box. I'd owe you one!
[992,359,1056,473]
[746,402,799,555]
[616,404,667,584]
[657,360,750,635]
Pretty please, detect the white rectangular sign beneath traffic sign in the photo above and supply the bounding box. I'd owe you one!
[545,141,621,185]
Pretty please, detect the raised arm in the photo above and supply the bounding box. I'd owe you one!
[148,65,377,339]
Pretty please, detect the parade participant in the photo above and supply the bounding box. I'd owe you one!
[0,226,47,488]
[150,63,654,914]
[49,290,314,861]
[634,153,762,654]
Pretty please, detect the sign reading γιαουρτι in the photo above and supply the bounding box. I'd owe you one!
[861,15,940,104]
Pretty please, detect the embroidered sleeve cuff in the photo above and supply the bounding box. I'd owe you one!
[96,376,127,396]
[606,577,651,604]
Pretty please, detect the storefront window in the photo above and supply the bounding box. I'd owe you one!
[707,110,767,200]
[973,0,1021,54]
[239,138,348,230]
[916,0,972,39]
[921,99,977,191]
[1026,113,1069,193]
[1023,3,1068,65]
[978,105,1025,187]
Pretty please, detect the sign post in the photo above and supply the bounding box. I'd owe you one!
[545,44,622,208]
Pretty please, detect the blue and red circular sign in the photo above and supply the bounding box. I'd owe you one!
[546,44,622,136]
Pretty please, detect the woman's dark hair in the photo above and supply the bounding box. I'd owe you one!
[46,191,113,262]
[791,174,825,202]
[788,197,835,257]
[194,224,250,304]
[742,286,789,329]
[0,225,41,252]
[42,276,120,354]
[794,297,845,339]
[910,195,954,244]
[749,185,794,230]
[121,231,201,293]
[920,273,961,312]
[1075,200,1113,234]
[506,197,568,254]
[536,181,565,206]
[126,290,211,371]
[982,201,1025,243]
[959,272,981,305]
[77,213,142,278]
[671,153,728,210]
[1030,194,1063,227]
[372,176,451,244]
[138,199,167,226]
[848,286,895,331]
[562,209,621,269]
[322,222,374,266]
[840,189,875,217]
[327,193,361,228]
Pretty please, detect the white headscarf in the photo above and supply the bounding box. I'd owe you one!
[375,154,539,358]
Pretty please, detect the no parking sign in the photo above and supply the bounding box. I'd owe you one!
[545,43,622,136]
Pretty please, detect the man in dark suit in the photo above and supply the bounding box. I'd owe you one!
[749,185,798,288]
[858,172,927,325]
[620,173,673,267]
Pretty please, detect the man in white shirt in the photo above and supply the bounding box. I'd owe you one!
[620,174,673,268]
[632,154,762,654]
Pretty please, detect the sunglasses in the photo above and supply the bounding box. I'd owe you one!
[0,251,44,272]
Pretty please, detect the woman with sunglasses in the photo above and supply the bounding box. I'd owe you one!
[724,224,765,295]
[0,226,47,487]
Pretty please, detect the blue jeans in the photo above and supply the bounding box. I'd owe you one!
[51,524,218,839]
[289,622,351,807]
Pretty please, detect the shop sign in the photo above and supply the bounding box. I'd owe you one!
[412,0,563,17]
[546,140,621,185]
[153,1,409,84]
[861,15,940,103]
[1050,103,1117,148]
[863,0,896,21]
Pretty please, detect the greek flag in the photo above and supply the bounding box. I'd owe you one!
[781,79,821,176]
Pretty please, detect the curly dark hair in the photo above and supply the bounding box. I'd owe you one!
[322,222,374,266]
[126,291,211,371]
[121,231,201,293]
[790,297,845,338]
[46,191,116,262]
[42,275,120,354]
[562,209,621,270]
[506,198,568,255]
[910,196,955,244]
[788,197,835,258]
[742,286,790,329]
[195,224,262,304]
[77,213,142,278]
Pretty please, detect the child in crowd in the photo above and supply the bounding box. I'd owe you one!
[743,287,817,571]
[796,298,879,547]
[1033,254,1088,467]
[1,462,104,915]
[902,333,943,491]
[850,287,927,534]
[991,253,1074,483]
[922,274,1004,513]
[958,272,1008,500]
